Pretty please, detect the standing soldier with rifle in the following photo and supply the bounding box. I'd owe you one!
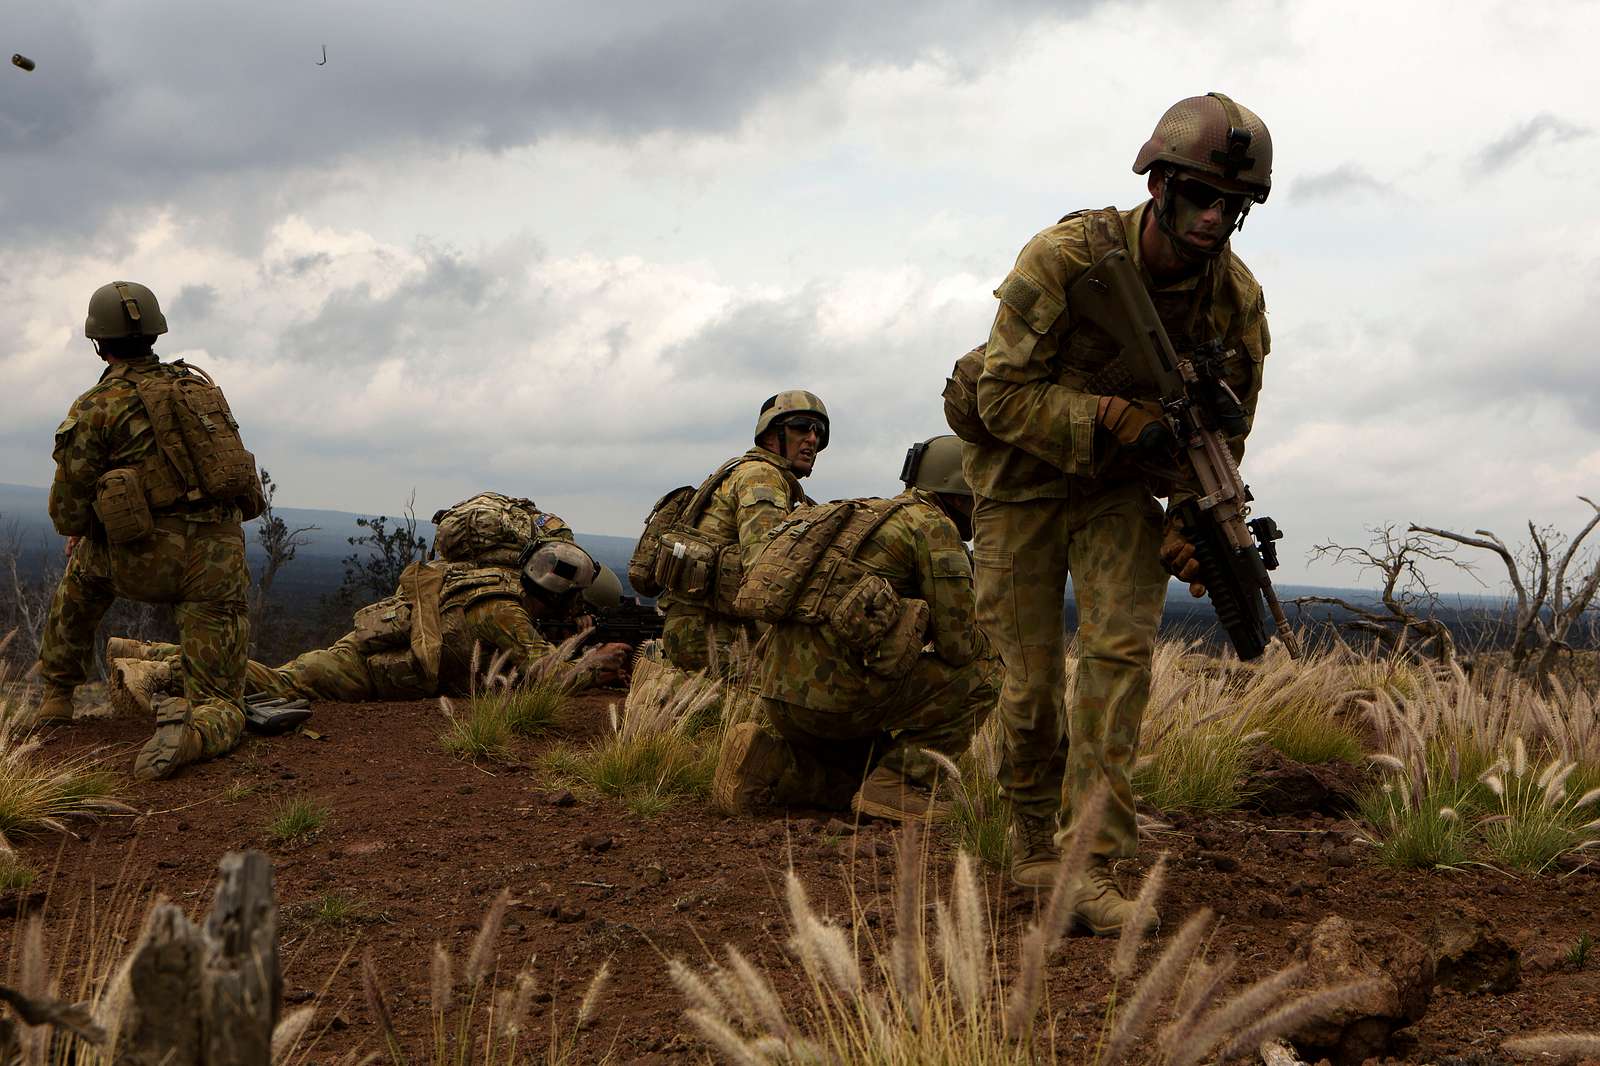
[950,94,1282,932]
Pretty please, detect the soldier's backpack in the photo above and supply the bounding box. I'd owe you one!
[734,497,928,679]
[431,492,571,568]
[122,360,266,521]
[942,343,1000,447]
[629,456,795,607]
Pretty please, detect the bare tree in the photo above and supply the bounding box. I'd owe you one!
[337,490,427,605]
[1291,524,1475,665]
[0,516,64,666]
[1411,495,1600,686]
[249,469,317,651]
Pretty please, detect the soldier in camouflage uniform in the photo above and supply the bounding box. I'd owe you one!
[115,542,630,703]
[716,436,999,822]
[34,281,260,780]
[659,391,825,672]
[960,95,1274,932]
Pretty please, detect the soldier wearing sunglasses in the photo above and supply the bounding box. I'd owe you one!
[658,391,828,672]
[959,93,1274,934]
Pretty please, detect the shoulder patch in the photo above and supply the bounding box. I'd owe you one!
[994,269,1066,335]
[929,548,971,578]
[54,415,77,437]
[741,484,785,507]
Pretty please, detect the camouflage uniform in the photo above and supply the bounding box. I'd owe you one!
[966,203,1268,857]
[145,562,604,701]
[661,447,806,672]
[37,355,248,757]
[752,490,999,808]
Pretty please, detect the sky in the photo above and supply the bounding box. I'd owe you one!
[3,0,1599,596]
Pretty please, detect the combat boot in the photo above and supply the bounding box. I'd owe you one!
[109,658,175,718]
[1070,860,1158,938]
[713,722,791,814]
[105,637,161,662]
[1009,811,1060,890]
[30,683,77,725]
[851,766,953,822]
[133,698,204,780]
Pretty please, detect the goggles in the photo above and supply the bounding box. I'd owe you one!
[779,416,826,439]
[1171,177,1249,220]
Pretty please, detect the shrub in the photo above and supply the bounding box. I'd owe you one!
[0,730,126,852]
[1475,739,1600,872]
[947,716,1012,870]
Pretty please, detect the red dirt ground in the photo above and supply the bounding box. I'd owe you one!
[5,690,1600,1064]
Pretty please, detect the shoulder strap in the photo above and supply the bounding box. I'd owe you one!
[831,498,911,562]
[400,561,447,688]
[683,452,797,524]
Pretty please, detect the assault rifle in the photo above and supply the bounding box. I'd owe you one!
[1067,250,1298,661]
[543,598,665,650]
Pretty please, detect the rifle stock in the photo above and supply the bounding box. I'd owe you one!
[1067,250,1297,661]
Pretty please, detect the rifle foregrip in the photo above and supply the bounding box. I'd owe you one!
[1177,506,1273,662]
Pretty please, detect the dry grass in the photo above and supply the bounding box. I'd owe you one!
[540,656,725,816]
[669,796,1377,1065]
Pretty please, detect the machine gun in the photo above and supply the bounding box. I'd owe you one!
[542,598,665,650]
[1067,250,1298,661]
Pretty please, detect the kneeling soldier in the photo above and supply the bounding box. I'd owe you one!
[715,435,999,821]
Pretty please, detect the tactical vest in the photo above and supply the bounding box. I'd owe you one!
[349,561,522,691]
[431,492,570,568]
[631,452,802,611]
[92,360,264,542]
[942,208,1215,445]
[734,497,929,679]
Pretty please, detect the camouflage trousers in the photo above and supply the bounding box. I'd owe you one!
[762,651,1000,810]
[971,481,1167,859]
[149,633,436,703]
[36,518,249,758]
[661,604,755,675]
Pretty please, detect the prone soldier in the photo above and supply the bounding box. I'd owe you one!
[715,435,999,822]
[33,281,263,779]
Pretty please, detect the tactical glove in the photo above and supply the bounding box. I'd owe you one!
[1097,396,1175,457]
[1159,525,1207,598]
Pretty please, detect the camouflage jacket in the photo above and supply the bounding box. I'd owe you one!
[661,446,808,612]
[965,201,1270,502]
[436,565,597,690]
[754,489,988,710]
[49,355,240,535]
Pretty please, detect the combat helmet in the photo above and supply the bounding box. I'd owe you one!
[1134,92,1272,200]
[520,540,599,601]
[85,281,168,339]
[754,390,830,450]
[584,564,624,611]
[900,434,970,497]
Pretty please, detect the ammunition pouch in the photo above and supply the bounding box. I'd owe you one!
[860,597,930,680]
[350,595,413,655]
[629,485,694,598]
[654,527,721,604]
[94,467,156,544]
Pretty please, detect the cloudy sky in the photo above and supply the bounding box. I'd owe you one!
[3,0,1598,594]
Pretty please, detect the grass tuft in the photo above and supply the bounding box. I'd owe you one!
[0,730,127,853]
[0,851,36,892]
[267,794,330,844]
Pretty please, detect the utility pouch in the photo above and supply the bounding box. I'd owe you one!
[942,344,1002,447]
[350,595,413,654]
[655,528,720,603]
[93,467,155,544]
[827,573,901,650]
[862,598,930,680]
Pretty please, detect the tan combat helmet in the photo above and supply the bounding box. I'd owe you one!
[521,540,599,600]
[1134,92,1272,201]
[584,564,624,611]
[85,281,169,339]
[900,434,970,496]
[754,390,830,450]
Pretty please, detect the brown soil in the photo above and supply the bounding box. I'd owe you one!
[6,692,1600,1064]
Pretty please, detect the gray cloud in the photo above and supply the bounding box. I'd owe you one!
[0,0,1098,240]
[1290,163,1391,202]
[170,283,218,321]
[1470,112,1592,175]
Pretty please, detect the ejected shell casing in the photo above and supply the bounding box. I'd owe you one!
[11,54,35,71]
